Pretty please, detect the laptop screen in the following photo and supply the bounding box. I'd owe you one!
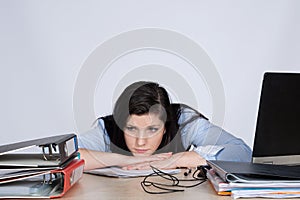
[252,72,300,165]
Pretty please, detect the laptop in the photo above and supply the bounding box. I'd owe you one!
[252,72,300,165]
[206,72,300,182]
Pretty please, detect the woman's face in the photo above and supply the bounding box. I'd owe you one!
[124,113,165,156]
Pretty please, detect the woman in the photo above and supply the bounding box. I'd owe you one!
[78,81,251,170]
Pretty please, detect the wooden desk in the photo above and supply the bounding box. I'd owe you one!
[61,173,233,200]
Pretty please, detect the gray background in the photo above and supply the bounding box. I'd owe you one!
[0,0,299,149]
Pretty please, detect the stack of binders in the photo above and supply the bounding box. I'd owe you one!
[0,133,85,198]
[206,160,300,199]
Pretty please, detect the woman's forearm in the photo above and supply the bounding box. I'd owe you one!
[124,151,206,170]
[173,151,206,168]
[79,148,135,170]
[79,148,172,170]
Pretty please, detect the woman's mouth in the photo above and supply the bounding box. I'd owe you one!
[134,149,148,154]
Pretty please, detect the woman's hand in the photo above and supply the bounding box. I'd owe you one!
[79,148,172,170]
[123,151,206,170]
[127,152,173,166]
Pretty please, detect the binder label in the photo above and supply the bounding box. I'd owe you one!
[70,165,84,186]
[65,138,76,157]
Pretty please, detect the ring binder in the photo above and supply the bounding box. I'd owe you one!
[0,159,85,198]
[0,134,78,167]
[0,133,83,198]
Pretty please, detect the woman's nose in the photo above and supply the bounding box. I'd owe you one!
[136,137,146,146]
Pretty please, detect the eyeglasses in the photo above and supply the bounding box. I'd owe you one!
[140,165,208,194]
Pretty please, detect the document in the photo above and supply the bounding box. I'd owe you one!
[85,166,181,178]
[206,169,300,195]
[231,188,300,199]
[206,169,232,195]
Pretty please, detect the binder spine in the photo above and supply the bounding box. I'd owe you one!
[57,135,78,164]
[51,159,85,198]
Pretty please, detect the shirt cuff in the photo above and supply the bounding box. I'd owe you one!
[193,145,224,160]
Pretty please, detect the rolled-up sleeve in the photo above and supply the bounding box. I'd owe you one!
[179,108,252,162]
[78,119,110,152]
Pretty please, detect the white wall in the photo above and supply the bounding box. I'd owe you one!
[0,0,299,148]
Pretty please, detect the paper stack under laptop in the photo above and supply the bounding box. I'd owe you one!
[206,160,300,199]
[0,134,85,198]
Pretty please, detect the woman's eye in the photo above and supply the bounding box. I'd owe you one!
[149,127,158,132]
[126,127,136,131]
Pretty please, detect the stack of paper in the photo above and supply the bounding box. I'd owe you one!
[85,166,181,178]
[206,160,300,199]
[0,134,85,198]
